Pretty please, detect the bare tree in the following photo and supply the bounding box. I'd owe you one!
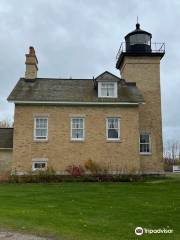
[164,139,180,163]
[0,119,14,128]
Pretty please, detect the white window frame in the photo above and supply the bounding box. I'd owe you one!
[34,117,48,141]
[106,117,120,141]
[32,159,48,171]
[71,117,85,141]
[139,133,151,155]
[98,82,117,98]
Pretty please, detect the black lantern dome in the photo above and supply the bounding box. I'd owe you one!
[116,22,165,69]
[125,23,152,53]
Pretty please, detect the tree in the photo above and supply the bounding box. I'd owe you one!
[164,140,180,163]
[0,119,13,128]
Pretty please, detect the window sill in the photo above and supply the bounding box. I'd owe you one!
[106,139,121,143]
[140,152,152,156]
[99,96,117,98]
[32,169,47,172]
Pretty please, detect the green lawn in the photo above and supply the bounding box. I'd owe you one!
[0,177,179,240]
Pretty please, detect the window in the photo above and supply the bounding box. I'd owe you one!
[98,82,117,98]
[71,118,85,141]
[130,34,151,45]
[34,117,48,140]
[106,118,120,140]
[32,160,48,171]
[139,133,151,154]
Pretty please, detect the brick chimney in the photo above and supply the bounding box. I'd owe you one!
[25,46,38,79]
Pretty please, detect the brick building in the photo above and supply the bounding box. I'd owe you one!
[7,23,165,175]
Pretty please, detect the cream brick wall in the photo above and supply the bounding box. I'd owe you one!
[120,56,164,173]
[0,149,12,179]
[25,63,37,79]
[13,105,141,174]
[25,47,38,79]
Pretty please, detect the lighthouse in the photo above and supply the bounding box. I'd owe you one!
[116,22,165,173]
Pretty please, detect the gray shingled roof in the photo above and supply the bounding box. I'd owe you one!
[0,128,13,149]
[7,71,144,103]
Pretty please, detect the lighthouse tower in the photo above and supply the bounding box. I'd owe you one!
[116,23,165,173]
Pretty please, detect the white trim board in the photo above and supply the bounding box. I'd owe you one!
[10,100,144,105]
[0,148,13,150]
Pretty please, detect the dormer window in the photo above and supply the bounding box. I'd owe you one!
[98,82,117,98]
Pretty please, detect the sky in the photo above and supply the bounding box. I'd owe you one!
[0,0,180,142]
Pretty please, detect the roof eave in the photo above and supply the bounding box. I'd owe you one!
[9,100,145,106]
[116,52,165,69]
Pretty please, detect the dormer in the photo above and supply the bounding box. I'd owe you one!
[95,71,119,98]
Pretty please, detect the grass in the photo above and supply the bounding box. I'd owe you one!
[0,176,180,240]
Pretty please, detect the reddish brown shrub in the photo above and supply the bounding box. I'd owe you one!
[66,164,85,176]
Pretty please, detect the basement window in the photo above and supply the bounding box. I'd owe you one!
[32,159,48,171]
[71,118,85,141]
[139,133,151,154]
[34,117,48,141]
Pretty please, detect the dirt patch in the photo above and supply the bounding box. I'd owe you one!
[0,231,53,240]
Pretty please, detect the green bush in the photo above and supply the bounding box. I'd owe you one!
[9,171,166,183]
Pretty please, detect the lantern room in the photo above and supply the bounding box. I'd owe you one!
[125,23,152,53]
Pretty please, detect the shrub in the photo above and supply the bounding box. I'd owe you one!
[10,167,57,183]
[163,159,180,172]
[65,164,85,177]
[8,173,166,183]
[84,159,101,174]
[164,162,173,172]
